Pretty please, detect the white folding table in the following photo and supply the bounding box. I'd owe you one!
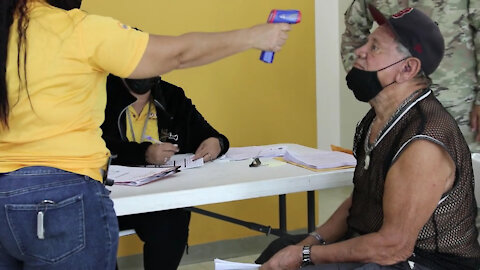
[109,144,354,235]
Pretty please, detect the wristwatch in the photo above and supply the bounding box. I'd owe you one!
[301,245,312,267]
[309,231,327,245]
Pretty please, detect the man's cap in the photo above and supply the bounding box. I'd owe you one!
[368,4,444,75]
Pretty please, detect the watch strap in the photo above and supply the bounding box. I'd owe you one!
[301,245,312,267]
[309,231,327,245]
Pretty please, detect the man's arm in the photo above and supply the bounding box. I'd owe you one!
[297,195,352,247]
[341,0,374,72]
[313,140,454,264]
[261,140,455,269]
[468,1,480,140]
[128,23,291,78]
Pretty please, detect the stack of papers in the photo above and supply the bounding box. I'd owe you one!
[214,259,260,270]
[284,149,356,169]
[107,165,179,186]
[225,144,356,170]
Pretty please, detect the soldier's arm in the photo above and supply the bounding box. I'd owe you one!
[468,1,480,140]
[471,1,480,101]
[341,0,374,72]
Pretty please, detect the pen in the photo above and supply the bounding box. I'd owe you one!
[144,136,163,144]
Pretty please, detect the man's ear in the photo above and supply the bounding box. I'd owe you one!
[396,57,421,83]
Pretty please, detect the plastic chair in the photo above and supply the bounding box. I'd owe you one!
[472,153,480,208]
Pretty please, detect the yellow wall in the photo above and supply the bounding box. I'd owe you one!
[81,0,316,257]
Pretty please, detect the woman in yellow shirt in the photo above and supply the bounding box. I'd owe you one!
[0,0,291,269]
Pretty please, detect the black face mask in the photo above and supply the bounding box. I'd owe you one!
[124,77,158,95]
[346,58,406,102]
[47,0,82,10]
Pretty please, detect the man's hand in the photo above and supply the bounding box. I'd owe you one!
[260,245,303,270]
[470,104,480,142]
[145,143,179,165]
[193,137,221,162]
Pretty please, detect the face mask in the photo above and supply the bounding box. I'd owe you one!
[47,0,82,10]
[124,78,158,95]
[346,58,406,102]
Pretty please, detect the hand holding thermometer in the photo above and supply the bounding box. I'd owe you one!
[260,9,301,63]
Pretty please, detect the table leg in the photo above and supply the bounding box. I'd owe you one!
[307,190,315,232]
[279,194,287,234]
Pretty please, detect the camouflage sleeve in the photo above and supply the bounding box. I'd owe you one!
[341,0,375,72]
[471,0,480,104]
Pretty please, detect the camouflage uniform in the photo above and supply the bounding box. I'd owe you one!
[341,0,480,152]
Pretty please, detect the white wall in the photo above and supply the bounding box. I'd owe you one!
[315,0,369,150]
[315,0,341,150]
[314,0,369,225]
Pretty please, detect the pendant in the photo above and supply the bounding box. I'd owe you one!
[364,155,370,170]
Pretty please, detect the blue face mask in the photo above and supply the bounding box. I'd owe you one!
[346,58,407,102]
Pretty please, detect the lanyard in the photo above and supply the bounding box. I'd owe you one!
[126,102,151,143]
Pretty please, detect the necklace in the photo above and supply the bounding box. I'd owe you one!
[126,102,151,142]
[363,89,425,170]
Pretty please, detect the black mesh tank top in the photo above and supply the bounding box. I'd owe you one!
[349,89,480,269]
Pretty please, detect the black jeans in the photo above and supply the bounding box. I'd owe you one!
[256,234,431,270]
[118,208,191,270]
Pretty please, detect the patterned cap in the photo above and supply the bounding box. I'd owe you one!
[368,4,444,75]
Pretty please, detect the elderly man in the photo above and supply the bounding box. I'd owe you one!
[341,0,480,152]
[258,5,480,270]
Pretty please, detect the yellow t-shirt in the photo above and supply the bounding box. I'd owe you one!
[0,1,149,180]
[126,102,160,143]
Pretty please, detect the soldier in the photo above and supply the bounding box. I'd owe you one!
[341,0,480,152]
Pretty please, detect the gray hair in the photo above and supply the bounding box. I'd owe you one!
[395,41,432,86]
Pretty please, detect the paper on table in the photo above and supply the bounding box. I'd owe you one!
[225,145,287,161]
[165,154,204,169]
[283,148,356,169]
[108,165,178,186]
[214,258,260,270]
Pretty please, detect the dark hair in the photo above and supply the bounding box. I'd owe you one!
[1,0,30,129]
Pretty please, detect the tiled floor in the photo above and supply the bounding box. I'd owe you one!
[178,254,259,270]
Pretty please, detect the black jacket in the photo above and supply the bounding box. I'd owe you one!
[101,75,229,166]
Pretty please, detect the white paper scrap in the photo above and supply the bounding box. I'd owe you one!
[165,154,204,169]
[214,258,260,270]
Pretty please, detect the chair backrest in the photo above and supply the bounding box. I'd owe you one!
[471,153,480,208]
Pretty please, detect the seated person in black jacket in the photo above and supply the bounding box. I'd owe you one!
[101,75,229,270]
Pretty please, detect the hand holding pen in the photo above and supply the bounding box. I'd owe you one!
[144,136,179,165]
